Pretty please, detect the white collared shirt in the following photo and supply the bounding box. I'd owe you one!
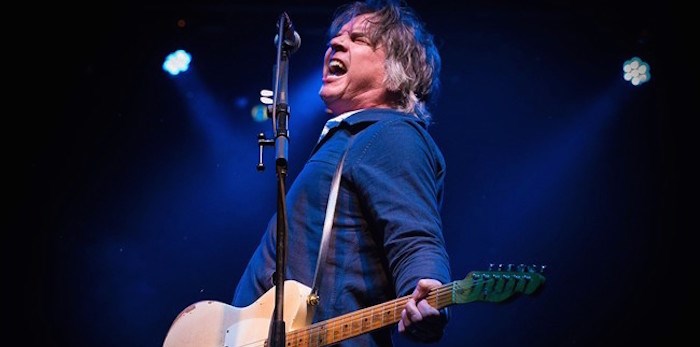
[317,109,364,142]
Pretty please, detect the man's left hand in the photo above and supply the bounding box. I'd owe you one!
[398,278,448,342]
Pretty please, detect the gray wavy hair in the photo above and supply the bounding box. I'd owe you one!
[329,0,442,124]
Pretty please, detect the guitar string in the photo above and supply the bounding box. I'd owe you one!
[238,277,509,347]
[284,279,479,347]
[292,286,454,347]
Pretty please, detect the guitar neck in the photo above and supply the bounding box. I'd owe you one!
[284,282,455,346]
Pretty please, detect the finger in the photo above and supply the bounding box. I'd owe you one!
[411,279,431,299]
[404,298,423,323]
[398,309,408,332]
[412,279,442,300]
[416,299,440,318]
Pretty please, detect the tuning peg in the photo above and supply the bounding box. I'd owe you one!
[525,264,547,273]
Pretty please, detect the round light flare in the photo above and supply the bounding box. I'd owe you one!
[622,57,651,86]
[251,105,269,122]
[163,49,192,76]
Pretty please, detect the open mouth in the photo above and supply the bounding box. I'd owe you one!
[328,59,347,76]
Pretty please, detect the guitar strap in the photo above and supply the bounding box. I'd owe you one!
[307,136,354,309]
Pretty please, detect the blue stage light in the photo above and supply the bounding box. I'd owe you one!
[622,57,651,86]
[163,49,192,76]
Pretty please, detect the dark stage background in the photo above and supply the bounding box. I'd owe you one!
[21,1,692,346]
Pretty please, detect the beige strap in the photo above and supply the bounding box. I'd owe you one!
[308,142,352,307]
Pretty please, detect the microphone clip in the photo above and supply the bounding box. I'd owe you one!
[275,12,301,54]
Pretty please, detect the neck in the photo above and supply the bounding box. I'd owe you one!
[328,103,393,116]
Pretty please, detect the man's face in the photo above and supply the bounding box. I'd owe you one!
[319,13,390,115]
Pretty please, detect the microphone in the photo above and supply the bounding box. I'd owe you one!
[274,12,301,53]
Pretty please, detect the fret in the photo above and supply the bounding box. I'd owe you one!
[361,309,370,331]
[330,323,340,344]
[308,325,326,347]
[351,315,360,334]
[292,332,306,347]
[372,305,382,324]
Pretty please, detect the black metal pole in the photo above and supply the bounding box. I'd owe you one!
[267,12,298,347]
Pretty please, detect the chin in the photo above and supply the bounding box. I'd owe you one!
[319,90,336,105]
[320,100,342,115]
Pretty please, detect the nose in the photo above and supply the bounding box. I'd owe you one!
[329,33,348,52]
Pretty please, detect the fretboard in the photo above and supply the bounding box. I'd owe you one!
[283,282,456,347]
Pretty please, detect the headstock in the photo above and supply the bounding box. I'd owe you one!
[453,264,546,304]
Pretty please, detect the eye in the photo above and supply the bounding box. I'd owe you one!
[350,33,371,45]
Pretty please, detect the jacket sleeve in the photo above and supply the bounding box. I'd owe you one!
[347,119,451,297]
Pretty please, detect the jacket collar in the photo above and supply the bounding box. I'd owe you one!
[341,108,426,128]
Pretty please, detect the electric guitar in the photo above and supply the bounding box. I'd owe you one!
[163,265,546,347]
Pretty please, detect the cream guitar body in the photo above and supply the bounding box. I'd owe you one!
[163,280,312,347]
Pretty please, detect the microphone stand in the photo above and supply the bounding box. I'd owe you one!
[256,12,297,347]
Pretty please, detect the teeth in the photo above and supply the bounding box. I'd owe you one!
[328,60,347,76]
[329,60,345,69]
